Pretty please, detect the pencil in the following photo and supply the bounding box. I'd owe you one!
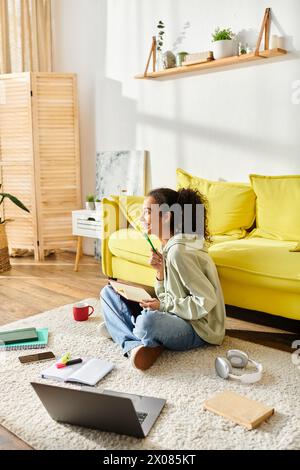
[143,233,158,254]
[128,216,158,254]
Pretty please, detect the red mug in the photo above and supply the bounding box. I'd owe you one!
[73,303,95,322]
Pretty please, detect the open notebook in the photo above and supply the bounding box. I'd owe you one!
[41,358,114,386]
[109,281,152,303]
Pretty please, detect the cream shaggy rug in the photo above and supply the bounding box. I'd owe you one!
[0,298,300,450]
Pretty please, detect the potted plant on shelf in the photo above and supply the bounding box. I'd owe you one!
[86,194,95,210]
[95,198,102,212]
[0,185,30,273]
[211,27,235,59]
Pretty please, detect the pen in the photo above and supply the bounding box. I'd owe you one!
[56,358,83,369]
[143,233,158,255]
[129,217,158,255]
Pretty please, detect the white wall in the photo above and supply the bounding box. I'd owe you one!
[52,0,100,253]
[52,0,300,211]
[52,0,100,198]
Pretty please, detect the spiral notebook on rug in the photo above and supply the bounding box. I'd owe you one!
[0,328,48,351]
[41,358,114,386]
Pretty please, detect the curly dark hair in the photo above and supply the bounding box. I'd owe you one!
[148,187,211,244]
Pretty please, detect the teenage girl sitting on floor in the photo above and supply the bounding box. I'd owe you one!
[100,187,226,370]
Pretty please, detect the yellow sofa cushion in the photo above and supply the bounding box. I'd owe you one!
[290,241,300,252]
[111,257,156,287]
[248,174,300,241]
[109,229,160,267]
[177,168,256,237]
[210,237,300,286]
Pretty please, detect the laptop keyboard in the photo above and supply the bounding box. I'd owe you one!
[137,412,148,424]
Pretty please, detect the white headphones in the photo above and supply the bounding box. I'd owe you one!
[215,349,263,384]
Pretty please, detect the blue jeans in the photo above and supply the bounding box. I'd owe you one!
[100,285,206,356]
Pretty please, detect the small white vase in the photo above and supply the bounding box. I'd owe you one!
[85,202,95,210]
[95,202,102,212]
[212,39,234,60]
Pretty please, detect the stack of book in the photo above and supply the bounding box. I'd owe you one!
[0,327,49,351]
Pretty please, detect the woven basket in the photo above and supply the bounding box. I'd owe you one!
[0,223,11,273]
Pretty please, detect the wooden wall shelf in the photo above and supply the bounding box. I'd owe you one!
[135,48,287,80]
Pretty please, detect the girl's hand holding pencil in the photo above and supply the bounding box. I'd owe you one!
[130,216,163,279]
[149,250,164,281]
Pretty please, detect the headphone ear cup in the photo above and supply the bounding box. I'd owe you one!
[215,357,232,379]
[227,349,249,368]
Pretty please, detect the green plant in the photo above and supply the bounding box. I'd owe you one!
[240,45,247,54]
[95,198,101,203]
[157,20,165,51]
[86,194,95,203]
[0,184,30,225]
[212,27,234,42]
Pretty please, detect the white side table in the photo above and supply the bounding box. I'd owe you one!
[72,210,102,272]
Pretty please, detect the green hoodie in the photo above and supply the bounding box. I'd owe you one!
[155,233,226,345]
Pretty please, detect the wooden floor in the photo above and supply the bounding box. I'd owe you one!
[0,252,107,325]
[0,251,286,450]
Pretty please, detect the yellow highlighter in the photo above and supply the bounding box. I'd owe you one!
[59,352,71,365]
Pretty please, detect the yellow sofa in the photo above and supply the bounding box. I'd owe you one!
[101,172,300,321]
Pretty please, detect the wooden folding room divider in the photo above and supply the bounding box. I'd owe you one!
[0,73,82,261]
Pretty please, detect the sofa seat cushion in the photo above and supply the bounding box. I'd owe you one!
[210,237,300,288]
[109,231,299,292]
[109,229,243,266]
[108,229,160,267]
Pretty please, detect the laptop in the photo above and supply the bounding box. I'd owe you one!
[31,382,166,438]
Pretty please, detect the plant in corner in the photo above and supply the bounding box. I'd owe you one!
[211,27,235,60]
[0,185,30,225]
[0,185,30,273]
[86,194,95,210]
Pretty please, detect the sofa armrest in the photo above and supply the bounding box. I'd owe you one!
[101,197,126,277]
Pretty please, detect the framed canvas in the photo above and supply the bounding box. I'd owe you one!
[95,150,146,199]
[95,150,147,259]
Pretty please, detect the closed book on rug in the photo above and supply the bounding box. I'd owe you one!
[0,327,38,345]
[41,358,114,386]
[0,328,48,351]
[203,391,274,429]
